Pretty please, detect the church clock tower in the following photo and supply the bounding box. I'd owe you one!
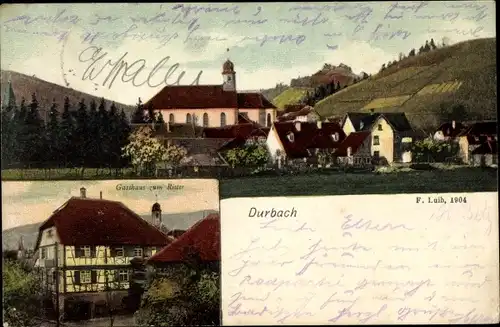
[222,51,236,92]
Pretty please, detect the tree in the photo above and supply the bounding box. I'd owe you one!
[3,260,44,327]
[418,45,424,54]
[96,98,110,167]
[121,126,187,176]
[424,40,431,52]
[398,52,404,61]
[336,81,341,90]
[224,144,269,168]
[135,250,220,326]
[21,93,45,165]
[157,112,165,124]
[430,38,437,50]
[118,109,132,168]
[131,97,145,124]
[146,103,156,127]
[1,98,18,166]
[74,99,90,166]
[411,137,459,163]
[408,48,416,57]
[380,63,386,72]
[59,97,74,166]
[45,99,60,163]
[87,99,100,167]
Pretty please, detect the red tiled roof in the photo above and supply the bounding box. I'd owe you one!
[471,140,497,155]
[36,197,170,248]
[273,121,346,158]
[435,121,468,138]
[203,122,269,139]
[144,85,275,110]
[237,93,276,109]
[147,213,220,264]
[335,131,371,156]
[278,106,314,122]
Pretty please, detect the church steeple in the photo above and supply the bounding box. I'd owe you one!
[222,48,236,92]
[151,199,162,227]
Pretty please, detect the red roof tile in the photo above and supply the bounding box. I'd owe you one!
[335,131,371,156]
[237,93,276,109]
[147,213,220,264]
[203,122,269,139]
[36,197,170,248]
[273,121,346,158]
[144,86,275,110]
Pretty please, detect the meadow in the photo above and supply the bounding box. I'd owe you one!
[2,167,495,197]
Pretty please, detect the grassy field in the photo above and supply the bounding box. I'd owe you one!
[2,167,497,198]
[314,38,497,129]
[272,87,312,110]
[219,167,498,198]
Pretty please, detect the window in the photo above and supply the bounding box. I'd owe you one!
[80,270,91,284]
[118,270,129,282]
[47,229,53,238]
[227,76,232,81]
[220,112,226,127]
[203,113,209,127]
[332,132,339,142]
[114,247,124,257]
[169,113,174,123]
[267,113,272,127]
[378,124,383,131]
[82,246,91,257]
[374,151,380,158]
[52,271,58,284]
[373,135,380,145]
[287,132,295,142]
[41,248,47,259]
[186,113,192,124]
[134,248,143,257]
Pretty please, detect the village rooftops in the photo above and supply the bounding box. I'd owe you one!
[143,85,276,110]
[273,121,346,158]
[147,213,220,264]
[35,197,170,249]
[334,131,371,156]
[435,121,468,138]
[344,112,413,132]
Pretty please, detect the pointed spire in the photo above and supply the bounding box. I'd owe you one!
[2,79,16,109]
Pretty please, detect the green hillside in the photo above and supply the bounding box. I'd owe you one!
[314,38,497,130]
[272,87,312,110]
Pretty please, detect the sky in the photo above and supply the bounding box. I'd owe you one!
[0,1,496,105]
[1,180,219,230]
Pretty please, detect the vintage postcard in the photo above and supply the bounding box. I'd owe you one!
[2,180,220,326]
[1,1,497,327]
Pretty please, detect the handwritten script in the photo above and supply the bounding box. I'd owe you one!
[221,193,499,325]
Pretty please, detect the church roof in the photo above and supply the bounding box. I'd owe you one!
[143,85,276,110]
[222,59,235,73]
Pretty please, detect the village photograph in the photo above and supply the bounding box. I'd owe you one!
[1,3,498,199]
[2,180,220,326]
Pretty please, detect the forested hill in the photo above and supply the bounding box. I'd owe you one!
[0,70,135,121]
[314,38,497,131]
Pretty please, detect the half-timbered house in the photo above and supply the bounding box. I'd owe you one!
[33,187,170,319]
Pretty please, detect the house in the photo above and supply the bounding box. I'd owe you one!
[470,140,497,167]
[456,121,497,164]
[143,59,277,128]
[147,213,220,272]
[433,120,468,141]
[341,111,421,164]
[266,120,346,165]
[33,187,170,319]
[277,105,321,122]
[334,131,372,166]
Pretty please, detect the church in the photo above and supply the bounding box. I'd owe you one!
[143,59,277,128]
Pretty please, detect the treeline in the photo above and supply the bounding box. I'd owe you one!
[299,73,370,106]
[130,97,165,124]
[380,38,441,72]
[1,94,131,168]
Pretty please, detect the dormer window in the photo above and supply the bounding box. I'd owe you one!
[360,122,364,130]
[287,132,295,142]
[332,132,339,142]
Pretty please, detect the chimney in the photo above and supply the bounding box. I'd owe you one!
[295,121,301,132]
[80,187,86,198]
[347,147,352,157]
[100,191,102,200]
[317,121,322,129]
[452,120,456,129]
